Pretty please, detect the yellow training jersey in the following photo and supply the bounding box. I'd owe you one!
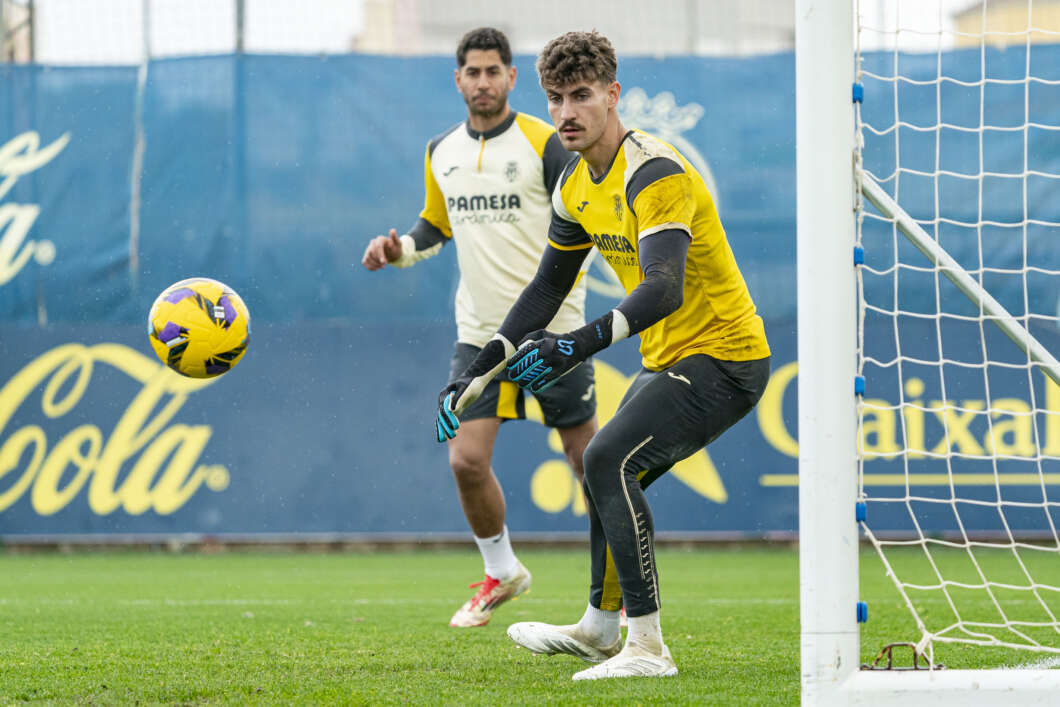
[549,129,770,370]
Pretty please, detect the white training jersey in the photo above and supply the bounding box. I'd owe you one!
[395,111,589,348]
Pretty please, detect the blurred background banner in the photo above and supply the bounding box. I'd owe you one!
[0,51,804,538]
[0,322,798,537]
[0,52,798,325]
[1,11,1058,537]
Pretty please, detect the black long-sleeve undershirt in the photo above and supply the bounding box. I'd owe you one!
[497,244,586,344]
[497,228,690,350]
[615,229,688,335]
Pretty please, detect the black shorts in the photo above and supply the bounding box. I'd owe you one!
[592,353,772,487]
[449,341,597,429]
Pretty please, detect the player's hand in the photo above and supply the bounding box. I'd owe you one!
[507,329,587,394]
[436,337,513,442]
[435,387,463,443]
[361,228,403,271]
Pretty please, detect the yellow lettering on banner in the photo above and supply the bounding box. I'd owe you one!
[0,131,71,286]
[122,425,211,515]
[41,347,94,417]
[90,374,196,514]
[756,366,1060,488]
[903,378,927,458]
[929,401,986,456]
[0,131,72,198]
[986,398,1035,457]
[0,342,221,516]
[1045,375,1060,457]
[861,400,900,457]
[0,426,46,510]
[31,425,101,515]
[0,203,41,283]
[755,361,798,458]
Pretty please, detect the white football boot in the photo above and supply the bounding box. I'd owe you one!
[449,562,531,627]
[507,621,622,664]
[571,641,678,680]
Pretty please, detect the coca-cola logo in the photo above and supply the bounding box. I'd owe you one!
[0,343,229,516]
[0,131,70,286]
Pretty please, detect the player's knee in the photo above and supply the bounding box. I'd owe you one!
[566,454,585,482]
[558,420,595,481]
[448,445,491,481]
[563,442,586,480]
[581,437,618,493]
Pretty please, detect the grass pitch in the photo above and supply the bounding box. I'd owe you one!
[0,546,1053,705]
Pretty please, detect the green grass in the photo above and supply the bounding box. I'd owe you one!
[0,546,1055,705]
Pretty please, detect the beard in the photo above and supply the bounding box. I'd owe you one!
[465,91,507,120]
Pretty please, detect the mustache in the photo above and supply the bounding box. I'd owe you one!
[559,121,583,131]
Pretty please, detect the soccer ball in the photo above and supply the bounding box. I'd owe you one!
[147,277,250,378]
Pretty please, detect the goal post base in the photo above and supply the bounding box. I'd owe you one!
[839,669,1060,707]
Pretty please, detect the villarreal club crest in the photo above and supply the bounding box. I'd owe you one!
[148,277,250,378]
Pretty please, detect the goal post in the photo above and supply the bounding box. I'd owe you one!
[795,0,859,704]
[797,0,1060,704]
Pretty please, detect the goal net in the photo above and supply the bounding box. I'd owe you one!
[798,0,1060,704]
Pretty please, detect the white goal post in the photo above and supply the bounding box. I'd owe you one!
[797,1,1060,704]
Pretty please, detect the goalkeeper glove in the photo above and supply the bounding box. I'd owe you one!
[436,335,514,442]
[507,312,617,393]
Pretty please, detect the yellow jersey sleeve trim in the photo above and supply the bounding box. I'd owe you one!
[631,172,694,236]
[638,222,692,240]
[548,238,594,252]
[419,145,451,237]
[514,113,554,158]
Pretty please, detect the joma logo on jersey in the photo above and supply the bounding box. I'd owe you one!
[447,194,522,212]
[589,232,636,254]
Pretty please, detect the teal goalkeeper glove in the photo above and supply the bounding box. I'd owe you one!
[506,330,587,394]
[436,336,514,442]
[507,313,617,394]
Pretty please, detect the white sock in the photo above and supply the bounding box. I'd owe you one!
[576,603,620,646]
[626,610,664,655]
[474,525,519,582]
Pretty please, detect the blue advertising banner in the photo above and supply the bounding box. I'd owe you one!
[1,316,1057,536]
[1,47,1058,537]
[0,320,799,536]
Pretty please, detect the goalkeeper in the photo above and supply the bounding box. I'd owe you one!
[362,28,598,628]
[436,30,771,679]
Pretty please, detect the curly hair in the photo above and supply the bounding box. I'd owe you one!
[536,31,617,89]
[456,27,512,67]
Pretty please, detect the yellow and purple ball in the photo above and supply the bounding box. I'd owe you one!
[147,277,250,378]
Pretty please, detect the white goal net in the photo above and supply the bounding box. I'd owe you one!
[854,0,1060,665]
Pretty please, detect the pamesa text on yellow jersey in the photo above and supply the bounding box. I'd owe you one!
[548,129,770,370]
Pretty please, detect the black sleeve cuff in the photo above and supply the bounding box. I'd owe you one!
[407,217,449,251]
